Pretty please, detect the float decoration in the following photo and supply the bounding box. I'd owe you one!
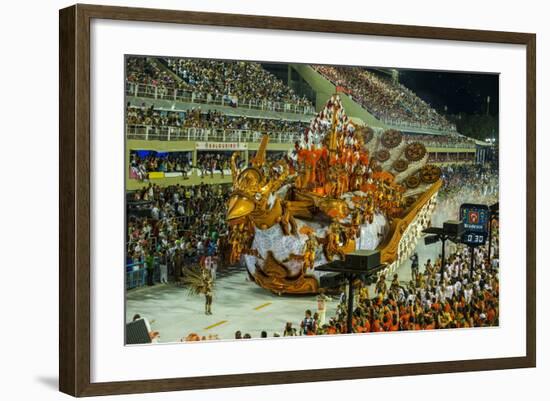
[226,95,442,294]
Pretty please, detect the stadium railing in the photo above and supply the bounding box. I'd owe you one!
[413,140,476,149]
[126,124,473,149]
[126,124,302,143]
[126,260,163,290]
[126,82,316,115]
[126,262,147,289]
[383,118,457,133]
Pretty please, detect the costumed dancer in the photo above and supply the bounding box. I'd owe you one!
[302,232,319,273]
[182,265,214,315]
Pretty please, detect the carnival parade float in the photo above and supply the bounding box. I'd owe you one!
[226,95,442,295]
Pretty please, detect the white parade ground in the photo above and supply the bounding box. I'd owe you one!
[126,240,437,343]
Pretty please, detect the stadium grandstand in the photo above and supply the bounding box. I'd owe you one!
[126,57,489,188]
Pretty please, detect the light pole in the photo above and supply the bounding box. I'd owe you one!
[317,250,386,334]
[424,221,464,282]
[423,227,448,281]
[488,202,499,267]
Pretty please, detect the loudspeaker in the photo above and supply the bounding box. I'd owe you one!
[444,220,464,237]
[126,319,152,345]
[337,250,381,271]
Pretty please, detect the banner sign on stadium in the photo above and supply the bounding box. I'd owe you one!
[148,171,165,179]
[196,142,247,151]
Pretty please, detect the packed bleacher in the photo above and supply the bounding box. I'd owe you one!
[313,65,456,132]
[195,151,236,178]
[427,152,476,164]
[403,133,475,148]
[129,151,192,180]
[129,150,247,179]
[126,102,307,143]
[433,163,499,226]
[126,57,186,91]
[164,58,313,110]
[127,104,308,132]
[126,183,232,283]
[125,56,315,114]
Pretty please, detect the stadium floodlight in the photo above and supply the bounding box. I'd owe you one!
[317,250,386,334]
[488,202,499,261]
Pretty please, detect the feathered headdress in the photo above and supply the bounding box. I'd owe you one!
[181,265,213,296]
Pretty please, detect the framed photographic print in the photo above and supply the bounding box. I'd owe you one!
[59,4,536,397]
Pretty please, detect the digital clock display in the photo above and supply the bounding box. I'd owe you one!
[460,203,489,247]
[464,232,486,244]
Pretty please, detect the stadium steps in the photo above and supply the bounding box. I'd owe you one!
[150,57,187,86]
[290,64,385,128]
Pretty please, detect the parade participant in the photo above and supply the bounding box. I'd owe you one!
[317,289,329,326]
[302,232,318,273]
[390,273,401,296]
[300,310,315,335]
[204,270,213,315]
[410,252,419,282]
[375,273,387,297]
[182,265,215,315]
[283,322,297,336]
[145,251,155,286]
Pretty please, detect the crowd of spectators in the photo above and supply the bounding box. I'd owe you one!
[125,56,315,113]
[126,57,187,93]
[427,152,476,164]
[129,151,192,180]
[195,151,242,178]
[403,133,476,149]
[127,104,308,134]
[295,239,498,335]
[126,183,232,281]
[164,58,313,111]
[433,163,499,227]
[128,149,254,180]
[313,65,456,132]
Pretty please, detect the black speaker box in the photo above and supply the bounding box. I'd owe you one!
[126,319,152,345]
[444,220,464,237]
[336,250,381,271]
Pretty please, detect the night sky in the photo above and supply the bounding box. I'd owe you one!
[398,70,499,117]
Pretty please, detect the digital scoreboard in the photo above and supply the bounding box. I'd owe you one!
[459,203,489,247]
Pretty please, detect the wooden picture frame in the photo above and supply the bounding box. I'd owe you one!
[59,3,536,397]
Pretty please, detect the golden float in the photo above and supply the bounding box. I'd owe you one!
[226,95,442,294]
